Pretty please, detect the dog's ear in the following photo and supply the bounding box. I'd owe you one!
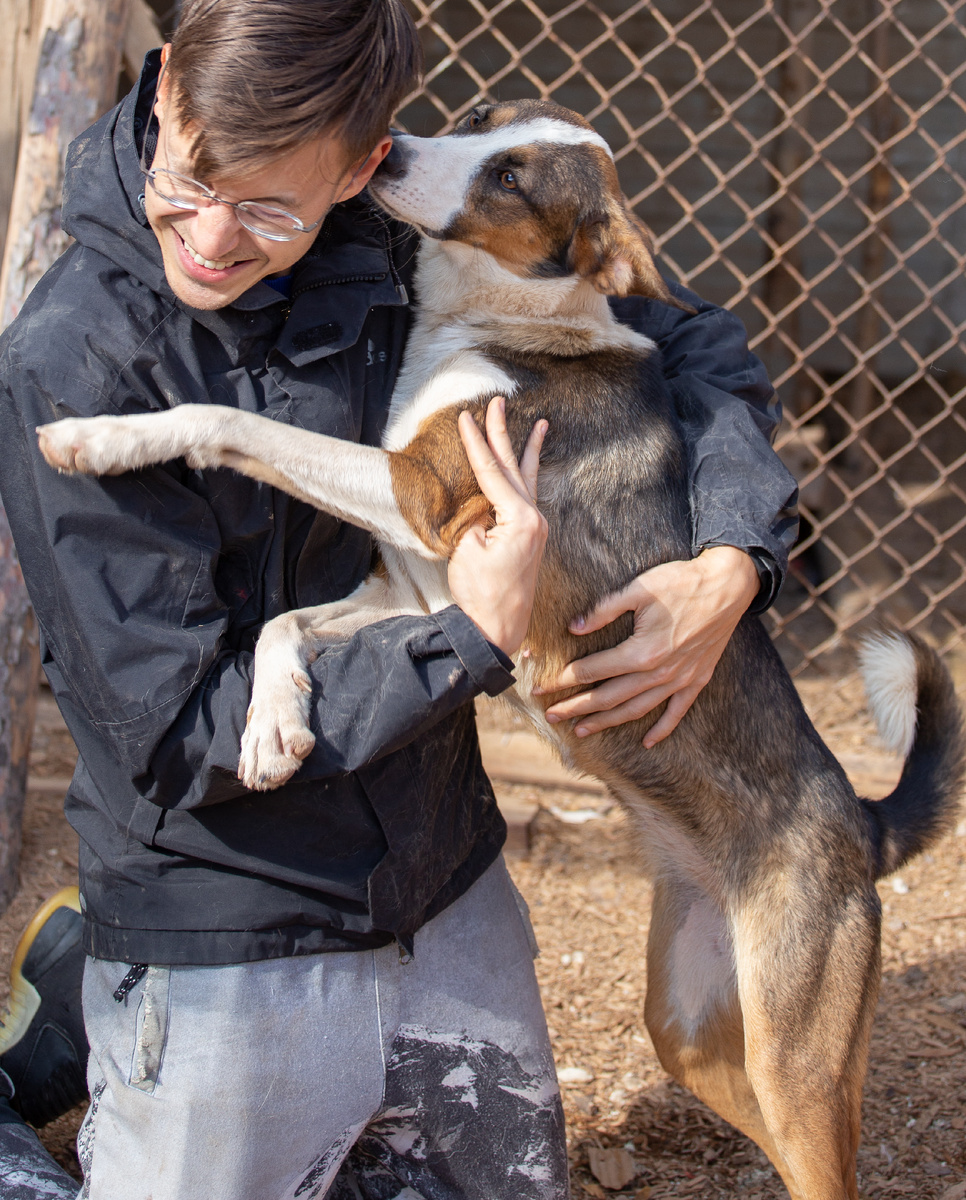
[568,203,692,311]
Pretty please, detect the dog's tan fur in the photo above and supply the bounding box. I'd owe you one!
[36,101,964,1200]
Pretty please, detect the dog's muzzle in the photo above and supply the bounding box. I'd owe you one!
[377,136,415,181]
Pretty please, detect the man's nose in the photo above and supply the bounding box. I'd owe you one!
[185,202,244,259]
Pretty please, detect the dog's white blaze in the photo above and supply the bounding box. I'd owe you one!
[859,632,918,757]
[387,548,453,612]
[383,349,518,452]
[612,785,720,895]
[377,119,612,234]
[667,895,736,1030]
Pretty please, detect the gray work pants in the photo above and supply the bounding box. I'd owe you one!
[14,857,563,1200]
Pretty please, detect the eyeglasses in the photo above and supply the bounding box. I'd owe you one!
[142,166,323,242]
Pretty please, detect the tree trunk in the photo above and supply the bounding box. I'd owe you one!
[0,0,132,910]
[0,0,46,255]
[0,0,130,327]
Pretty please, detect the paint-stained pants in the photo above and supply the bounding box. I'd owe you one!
[0,1105,79,1199]
[73,857,567,1200]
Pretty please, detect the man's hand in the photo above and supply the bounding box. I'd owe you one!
[538,546,759,746]
[447,397,548,657]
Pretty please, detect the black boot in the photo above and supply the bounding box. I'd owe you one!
[0,887,89,1127]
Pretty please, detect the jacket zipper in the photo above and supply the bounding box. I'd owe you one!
[292,273,387,299]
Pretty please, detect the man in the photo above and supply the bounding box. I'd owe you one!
[0,1,797,1196]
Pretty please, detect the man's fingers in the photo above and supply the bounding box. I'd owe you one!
[570,579,642,635]
[457,408,522,511]
[482,395,519,475]
[539,641,668,695]
[480,396,547,503]
[518,417,548,502]
[458,404,547,516]
[568,683,677,737]
[544,673,651,722]
[566,682,697,741]
[641,689,698,748]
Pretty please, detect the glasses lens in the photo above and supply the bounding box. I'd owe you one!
[149,170,212,209]
[235,204,304,241]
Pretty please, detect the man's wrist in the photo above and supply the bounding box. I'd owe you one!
[696,545,760,609]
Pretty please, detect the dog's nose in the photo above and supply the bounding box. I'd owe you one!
[377,136,414,180]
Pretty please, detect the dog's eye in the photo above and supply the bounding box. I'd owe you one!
[468,112,482,128]
[499,170,519,191]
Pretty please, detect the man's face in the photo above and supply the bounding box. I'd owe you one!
[145,73,391,310]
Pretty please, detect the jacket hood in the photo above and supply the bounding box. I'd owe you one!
[62,50,169,297]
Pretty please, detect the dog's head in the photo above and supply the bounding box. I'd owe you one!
[370,100,678,306]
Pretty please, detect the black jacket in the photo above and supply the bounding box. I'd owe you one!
[0,55,797,965]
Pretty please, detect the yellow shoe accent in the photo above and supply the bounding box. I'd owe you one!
[0,887,81,1056]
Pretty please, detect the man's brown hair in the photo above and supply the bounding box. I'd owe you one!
[167,0,422,179]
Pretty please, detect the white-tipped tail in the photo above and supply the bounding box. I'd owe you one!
[859,632,918,758]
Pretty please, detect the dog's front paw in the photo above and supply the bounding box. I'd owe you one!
[237,673,317,791]
[37,416,153,476]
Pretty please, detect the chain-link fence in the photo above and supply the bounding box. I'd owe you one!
[399,0,966,674]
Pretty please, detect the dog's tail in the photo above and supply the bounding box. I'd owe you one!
[859,631,965,879]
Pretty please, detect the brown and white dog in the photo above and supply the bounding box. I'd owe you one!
[38,101,964,1200]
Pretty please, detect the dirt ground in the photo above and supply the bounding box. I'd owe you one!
[1,675,964,1198]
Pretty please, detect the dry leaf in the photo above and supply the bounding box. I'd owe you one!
[634,1189,652,1200]
[940,1184,966,1200]
[559,1066,595,1084]
[587,1145,637,1190]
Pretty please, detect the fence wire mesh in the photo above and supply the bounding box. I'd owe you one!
[398,0,966,674]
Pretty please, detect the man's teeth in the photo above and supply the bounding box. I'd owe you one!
[183,239,231,271]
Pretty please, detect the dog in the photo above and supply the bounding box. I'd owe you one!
[37,100,964,1200]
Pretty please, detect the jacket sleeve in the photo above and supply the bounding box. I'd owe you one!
[0,352,513,815]
[612,281,799,611]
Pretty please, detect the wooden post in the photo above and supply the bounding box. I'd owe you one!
[0,0,131,327]
[0,0,140,910]
[0,0,46,254]
[123,0,165,81]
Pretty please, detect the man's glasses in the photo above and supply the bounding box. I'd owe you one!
[142,166,323,243]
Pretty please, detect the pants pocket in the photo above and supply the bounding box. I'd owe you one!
[128,966,170,1093]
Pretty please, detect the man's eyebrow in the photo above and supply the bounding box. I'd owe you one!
[166,153,302,210]
[239,194,302,210]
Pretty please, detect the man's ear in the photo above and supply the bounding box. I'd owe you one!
[338,135,394,202]
[154,43,173,122]
[568,202,691,310]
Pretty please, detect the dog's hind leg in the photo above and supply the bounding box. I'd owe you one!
[728,885,880,1200]
[647,875,879,1199]
[644,879,792,1184]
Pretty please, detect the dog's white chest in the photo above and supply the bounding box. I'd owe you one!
[381,326,518,452]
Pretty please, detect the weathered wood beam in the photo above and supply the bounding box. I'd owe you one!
[0,0,46,252]
[0,0,131,328]
[123,0,163,82]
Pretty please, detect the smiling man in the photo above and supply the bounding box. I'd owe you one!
[0,0,797,1197]
[0,3,564,1197]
